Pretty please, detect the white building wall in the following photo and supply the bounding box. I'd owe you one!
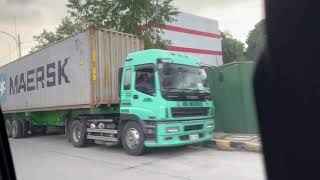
[162,12,223,66]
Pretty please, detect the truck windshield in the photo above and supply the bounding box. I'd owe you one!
[158,62,210,93]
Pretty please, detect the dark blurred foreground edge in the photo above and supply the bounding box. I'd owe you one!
[254,0,320,179]
[0,108,16,180]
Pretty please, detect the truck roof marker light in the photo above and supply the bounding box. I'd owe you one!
[125,58,133,61]
[157,58,172,63]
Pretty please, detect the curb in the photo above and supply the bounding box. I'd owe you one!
[202,139,262,152]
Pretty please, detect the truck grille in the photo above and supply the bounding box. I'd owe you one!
[184,124,203,131]
[171,107,209,118]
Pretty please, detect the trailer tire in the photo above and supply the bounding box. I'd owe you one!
[70,120,87,148]
[5,120,11,138]
[121,121,146,156]
[11,120,23,139]
[21,120,30,137]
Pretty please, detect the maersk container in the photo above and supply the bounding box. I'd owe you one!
[0,27,144,113]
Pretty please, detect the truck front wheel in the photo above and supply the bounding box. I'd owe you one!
[121,121,146,156]
[11,120,23,139]
[5,120,11,138]
[70,120,87,147]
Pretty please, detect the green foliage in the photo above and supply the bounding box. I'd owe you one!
[221,31,246,64]
[31,17,83,52]
[246,19,266,61]
[32,0,178,51]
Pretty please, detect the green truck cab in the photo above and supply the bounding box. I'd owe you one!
[119,49,214,154]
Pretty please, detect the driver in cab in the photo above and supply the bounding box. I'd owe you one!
[137,73,153,92]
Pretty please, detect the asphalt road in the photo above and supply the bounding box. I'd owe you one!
[9,134,265,180]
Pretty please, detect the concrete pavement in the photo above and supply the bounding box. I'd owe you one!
[9,134,265,180]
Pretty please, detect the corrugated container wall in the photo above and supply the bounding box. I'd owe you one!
[207,62,259,133]
[93,29,144,105]
[0,28,143,113]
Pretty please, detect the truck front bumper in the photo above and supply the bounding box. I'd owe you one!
[144,119,214,147]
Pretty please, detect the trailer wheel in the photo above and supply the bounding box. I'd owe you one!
[11,120,23,139]
[70,120,87,147]
[121,121,146,156]
[5,120,11,138]
[21,120,30,138]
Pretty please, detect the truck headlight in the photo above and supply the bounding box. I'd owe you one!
[207,123,214,129]
[98,123,105,129]
[166,127,179,133]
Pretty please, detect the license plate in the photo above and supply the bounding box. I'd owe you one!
[189,134,199,141]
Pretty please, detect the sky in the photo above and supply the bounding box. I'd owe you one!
[0,0,264,66]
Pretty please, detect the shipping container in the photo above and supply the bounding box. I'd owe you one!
[0,27,144,113]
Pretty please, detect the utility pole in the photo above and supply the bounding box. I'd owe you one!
[0,30,22,58]
[17,34,21,58]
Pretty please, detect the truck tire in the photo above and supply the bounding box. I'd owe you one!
[70,120,87,147]
[5,120,11,138]
[11,120,23,139]
[121,121,146,156]
[21,120,30,137]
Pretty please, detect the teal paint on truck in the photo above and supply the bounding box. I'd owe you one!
[121,49,215,147]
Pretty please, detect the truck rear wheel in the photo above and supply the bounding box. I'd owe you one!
[21,120,30,137]
[121,121,146,156]
[11,120,23,139]
[70,120,87,147]
[5,120,11,138]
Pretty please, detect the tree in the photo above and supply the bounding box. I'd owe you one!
[32,0,178,51]
[31,17,83,52]
[246,19,266,61]
[221,31,246,64]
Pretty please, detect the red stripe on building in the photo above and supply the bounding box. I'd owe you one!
[142,24,222,39]
[167,46,223,55]
[161,25,221,39]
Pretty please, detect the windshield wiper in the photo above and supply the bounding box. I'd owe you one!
[163,88,187,92]
[192,89,211,93]
[164,88,210,93]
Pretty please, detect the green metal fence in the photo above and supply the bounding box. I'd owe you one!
[207,61,259,134]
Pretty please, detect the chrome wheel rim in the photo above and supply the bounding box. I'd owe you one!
[73,127,81,142]
[125,128,140,149]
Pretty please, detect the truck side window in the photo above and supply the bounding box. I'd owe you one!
[124,69,132,90]
[135,68,155,96]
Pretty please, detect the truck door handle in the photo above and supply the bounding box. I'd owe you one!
[133,95,139,99]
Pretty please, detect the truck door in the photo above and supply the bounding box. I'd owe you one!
[131,64,159,120]
[120,68,133,114]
